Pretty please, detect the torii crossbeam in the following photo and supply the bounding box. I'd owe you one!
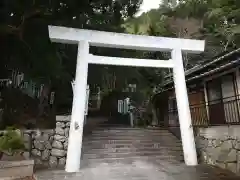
[48,25,205,172]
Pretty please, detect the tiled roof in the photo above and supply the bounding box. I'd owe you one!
[162,48,240,87]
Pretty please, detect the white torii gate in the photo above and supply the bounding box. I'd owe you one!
[48,25,205,172]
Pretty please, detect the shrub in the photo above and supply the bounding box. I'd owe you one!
[0,127,26,155]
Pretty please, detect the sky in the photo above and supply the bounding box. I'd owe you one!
[136,0,162,16]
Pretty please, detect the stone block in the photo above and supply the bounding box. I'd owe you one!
[51,149,66,157]
[49,156,58,168]
[44,141,52,149]
[44,130,55,136]
[54,134,66,142]
[58,157,66,167]
[220,140,233,151]
[31,149,41,157]
[56,122,66,128]
[56,115,71,122]
[234,141,240,150]
[212,139,222,148]
[33,140,45,151]
[52,140,63,149]
[226,162,237,173]
[218,149,237,163]
[35,133,49,142]
[42,149,50,161]
[55,127,65,136]
[206,147,221,162]
[66,122,70,127]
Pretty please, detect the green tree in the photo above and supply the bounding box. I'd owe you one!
[2,0,143,81]
[1,0,143,115]
[202,0,240,50]
[165,0,240,50]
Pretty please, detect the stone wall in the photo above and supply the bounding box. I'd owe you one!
[23,115,70,168]
[195,126,240,174]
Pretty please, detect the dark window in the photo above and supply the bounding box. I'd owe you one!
[206,72,239,124]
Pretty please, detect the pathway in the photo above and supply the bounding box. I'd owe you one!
[34,119,240,180]
[34,162,239,180]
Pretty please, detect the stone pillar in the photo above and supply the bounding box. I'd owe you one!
[172,49,198,166]
[65,41,89,172]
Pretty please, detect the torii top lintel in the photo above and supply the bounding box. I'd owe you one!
[48,25,205,54]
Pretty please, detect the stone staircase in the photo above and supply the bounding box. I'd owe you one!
[81,124,184,167]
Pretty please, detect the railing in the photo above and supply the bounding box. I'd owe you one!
[207,95,240,125]
[0,71,55,106]
[168,95,240,127]
[11,70,44,99]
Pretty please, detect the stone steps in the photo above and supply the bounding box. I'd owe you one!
[82,155,183,162]
[82,143,183,149]
[82,143,182,150]
[81,155,184,167]
[85,129,177,135]
[82,139,182,144]
[83,144,183,150]
[84,136,181,140]
[85,132,178,136]
[89,128,169,132]
[81,124,183,166]
[83,147,182,153]
[83,143,182,150]
[89,132,173,136]
[90,126,167,129]
[83,150,183,157]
